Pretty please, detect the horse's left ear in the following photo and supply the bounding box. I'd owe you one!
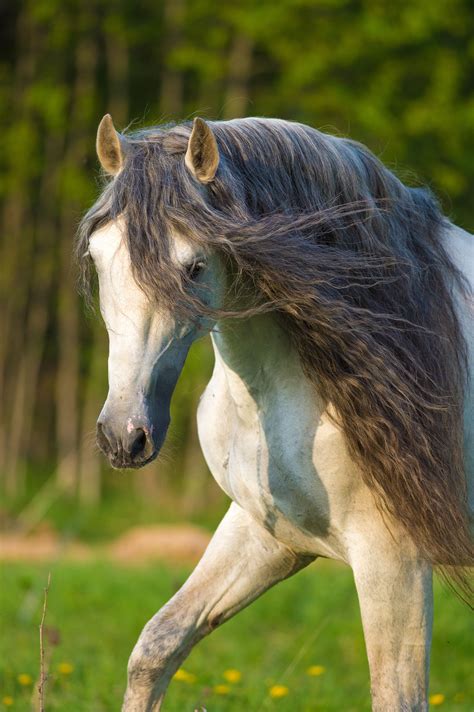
[185,117,219,183]
[96,114,125,175]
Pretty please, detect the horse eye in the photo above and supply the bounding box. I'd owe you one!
[185,260,206,281]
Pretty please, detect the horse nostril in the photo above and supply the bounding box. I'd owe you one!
[96,421,113,455]
[128,428,148,458]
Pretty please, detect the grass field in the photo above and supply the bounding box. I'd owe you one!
[0,559,472,711]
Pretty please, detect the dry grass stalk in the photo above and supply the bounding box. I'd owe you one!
[38,572,51,712]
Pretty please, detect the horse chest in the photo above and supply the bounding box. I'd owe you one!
[197,365,349,559]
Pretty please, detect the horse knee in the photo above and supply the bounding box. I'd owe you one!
[124,642,168,712]
[127,645,160,688]
[128,607,190,680]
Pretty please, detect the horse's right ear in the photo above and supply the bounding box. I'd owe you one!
[96,114,125,176]
[185,118,219,183]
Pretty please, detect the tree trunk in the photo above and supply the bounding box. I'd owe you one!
[104,14,129,126]
[159,0,185,118]
[55,15,98,494]
[222,33,254,119]
[0,6,40,486]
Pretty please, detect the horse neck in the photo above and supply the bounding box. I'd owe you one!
[212,311,320,416]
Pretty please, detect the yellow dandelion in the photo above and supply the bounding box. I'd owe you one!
[429,693,445,706]
[2,697,13,707]
[223,669,241,683]
[306,665,325,677]
[17,674,32,686]
[214,684,231,695]
[453,693,465,703]
[172,668,197,684]
[269,685,289,699]
[57,662,74,675]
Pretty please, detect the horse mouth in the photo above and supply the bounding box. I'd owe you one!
[107,450,158,470]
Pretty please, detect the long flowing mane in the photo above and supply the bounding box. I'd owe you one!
[78,118,473,586]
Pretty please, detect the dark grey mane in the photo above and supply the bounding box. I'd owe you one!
[77,117,473,591]
[79,118,446,312]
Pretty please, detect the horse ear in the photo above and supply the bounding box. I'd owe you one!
[96,114,125,175]
[185,117,219,183]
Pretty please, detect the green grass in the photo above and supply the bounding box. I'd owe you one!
[0,560,472,711]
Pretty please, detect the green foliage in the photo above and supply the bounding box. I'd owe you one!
[0,0,472,507]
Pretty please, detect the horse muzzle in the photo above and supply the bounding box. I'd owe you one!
[96,416,159,469]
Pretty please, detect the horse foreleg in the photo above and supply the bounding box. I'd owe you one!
[351,536,433,712]
[122,502,312,712]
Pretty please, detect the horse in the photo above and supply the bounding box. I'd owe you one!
[78,114,473,711]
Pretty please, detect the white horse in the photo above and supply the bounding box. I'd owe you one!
[80,114,473,711]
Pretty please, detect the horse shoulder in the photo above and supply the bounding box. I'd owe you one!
[197,356,236,499]
[196,355,386,561]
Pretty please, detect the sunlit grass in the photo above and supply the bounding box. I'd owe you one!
[0,560,471,711]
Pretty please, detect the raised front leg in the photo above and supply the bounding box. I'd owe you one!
[351,535,433,712]
[122,503,312,711]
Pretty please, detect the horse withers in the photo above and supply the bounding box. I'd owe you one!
[78,114,474,711]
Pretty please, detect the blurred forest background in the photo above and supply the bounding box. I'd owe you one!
[1,0,473,538]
